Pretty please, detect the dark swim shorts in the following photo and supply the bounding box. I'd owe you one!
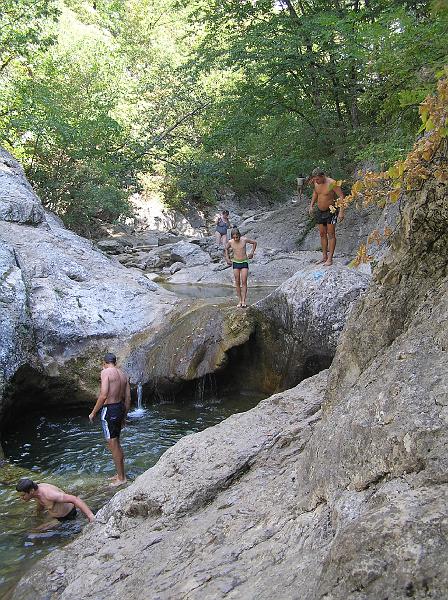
[232,261,249,270]
[57,506,77,522]
[316,207,339,225]
[101,402,125,440]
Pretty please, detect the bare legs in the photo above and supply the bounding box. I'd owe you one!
[318,224,336,266]
[215,232,228,245]
[233,268,248,307]
[325,224,336,266]
[107,438,126,486]
[240,268,248,306]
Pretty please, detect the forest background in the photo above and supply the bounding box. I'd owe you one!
[1,0,447,235]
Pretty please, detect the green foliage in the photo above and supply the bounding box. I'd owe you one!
[0,0,59,71]
[0,0,447,231]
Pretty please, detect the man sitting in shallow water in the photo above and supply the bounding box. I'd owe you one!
[16,478,95,529]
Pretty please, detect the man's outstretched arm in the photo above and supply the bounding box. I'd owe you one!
[60,493,95,522]
[246,238,257,259]
[334,184,345,221]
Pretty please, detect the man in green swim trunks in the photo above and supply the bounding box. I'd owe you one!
[224,228,257,308]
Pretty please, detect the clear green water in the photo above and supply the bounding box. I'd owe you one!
[0,393,262,597]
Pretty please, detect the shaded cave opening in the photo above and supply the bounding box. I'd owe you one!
[141,326,333,408]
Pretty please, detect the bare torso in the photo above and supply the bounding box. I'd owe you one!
[228,237,249,260]
[314,177,338,211]
[35,483,73,519]
[103,366,127,405]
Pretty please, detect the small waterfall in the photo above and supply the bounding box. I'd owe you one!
[194,374,218,406]
[128,382,146,418]
[137,382,143,410]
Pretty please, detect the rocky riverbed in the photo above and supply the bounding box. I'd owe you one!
[3,140,446,599]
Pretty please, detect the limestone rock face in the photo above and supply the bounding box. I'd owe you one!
[0,241,33,417]
[0,149,180,410]
[0,149,45,225]
[256,264,370,352]
[170,240,211,267]
[126,303,255,392]
[168,250,325,286]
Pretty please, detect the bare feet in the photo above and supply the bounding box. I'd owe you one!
[317,257,327,264]
[324,259,333,267]
[110,478,127,487]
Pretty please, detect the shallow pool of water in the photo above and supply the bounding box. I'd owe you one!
[0,392,263,596]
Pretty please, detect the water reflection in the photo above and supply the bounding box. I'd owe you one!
[0,393,262,595]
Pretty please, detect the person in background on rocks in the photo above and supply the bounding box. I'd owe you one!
[89,352,131,486]
[16,478,95,529]
[215,210,231,245]
[309,168,345,266]
[225,228,257,308]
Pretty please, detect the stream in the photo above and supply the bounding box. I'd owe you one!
[0,393,264,596]
[0,283,273,597]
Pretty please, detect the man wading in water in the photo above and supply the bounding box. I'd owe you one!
[16,478,95,529]
[225,228,257,308]
[89,353,131,486]
[309,168,345,266]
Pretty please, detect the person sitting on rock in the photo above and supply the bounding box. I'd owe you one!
[224,228,257,308]
[215,210,231,246]
[16,478,95,529]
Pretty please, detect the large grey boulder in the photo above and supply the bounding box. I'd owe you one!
[170,240,211,267]
[0,241,33,419]
[0,149,45,225]
[256,264,371,353]
[0,149,181,412]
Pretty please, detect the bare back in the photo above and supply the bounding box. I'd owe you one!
[102,366,128,405]
[35,483,74,519]
[314,177,339,211]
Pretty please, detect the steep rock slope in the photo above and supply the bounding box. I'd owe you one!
[12,142,448,598]
[0,149,179,417]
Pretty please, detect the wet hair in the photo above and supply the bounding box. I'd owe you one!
[16,478,38,493]
[311,168,325,177]
[231,227,241,238]
[222,210,229,216]
[103,352,117,364]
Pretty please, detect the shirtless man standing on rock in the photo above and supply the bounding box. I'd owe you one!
[16,478,94,529]
[224,228,257,308]
[89,353,131,486]
[309,168,345,266]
